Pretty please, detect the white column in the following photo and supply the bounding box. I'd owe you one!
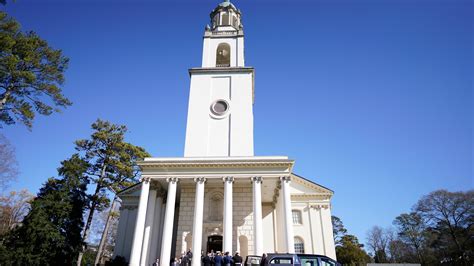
[280,176,295,253]
[223,176,234,253]
[160,177,178,266]
[149,195,163,264]
[251,176,263,255]
[192,177,206,266]
[157,201,166,258]
[130,178,151,266]
[141,188,157,266]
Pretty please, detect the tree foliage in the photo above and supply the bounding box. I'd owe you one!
[74,119,150,265]
[0,11,70,129]
[336,234,371,266]
[332,215,371,265]
[0,155,89,265]
[366,189,473,265]
[332,215,347,246]
[415,190,473,265]
[393,212,429,263]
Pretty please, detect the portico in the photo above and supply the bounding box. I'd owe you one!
[129,156,295,266]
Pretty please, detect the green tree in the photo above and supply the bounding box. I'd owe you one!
[336,235,371,266]
[74,119,150,265]
[0,154,89,265]
[332,215,347,245]
[387,239,418,263]
[331,216,371,265]
[0,11,70,129]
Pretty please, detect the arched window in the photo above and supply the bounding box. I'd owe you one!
[292,210,302,225]
[232,15,238,28]
[221,12,230,25]
[185,233,192,251]
[212,14,219,28]
[209,193,223,221]
[294,237,305,254]
[239,235,248,258]
[216,43,230,67]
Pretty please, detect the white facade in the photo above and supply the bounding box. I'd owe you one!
[184,68,254,157]
[114,1,336,265]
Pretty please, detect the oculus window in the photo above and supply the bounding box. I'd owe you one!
[210,100,229,117]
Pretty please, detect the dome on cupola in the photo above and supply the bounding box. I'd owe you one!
[209,0,242,31]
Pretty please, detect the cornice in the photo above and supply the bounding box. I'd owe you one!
[188,67,254,75]
[139,159,293,170]
[291,194,332,201]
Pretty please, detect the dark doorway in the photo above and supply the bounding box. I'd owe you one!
[207,235,223,253]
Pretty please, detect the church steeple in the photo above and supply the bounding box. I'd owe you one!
[201,1,245,68]
[208,0,242,31]
[184,1,254,157]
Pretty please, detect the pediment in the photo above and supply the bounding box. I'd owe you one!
[117,182,142,197]
[290,173,333,196]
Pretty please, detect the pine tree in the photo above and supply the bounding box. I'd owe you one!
[74,119,150,265]
[0,12,71,129]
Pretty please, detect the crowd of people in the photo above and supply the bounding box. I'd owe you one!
[167,249,244,266]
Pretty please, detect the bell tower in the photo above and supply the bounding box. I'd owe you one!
[184,0,255,157]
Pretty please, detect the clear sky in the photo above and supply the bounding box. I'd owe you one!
[2,0,472,247]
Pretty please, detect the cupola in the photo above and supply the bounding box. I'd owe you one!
[209,0,242,31]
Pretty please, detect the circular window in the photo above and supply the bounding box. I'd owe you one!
[210,100,229,116]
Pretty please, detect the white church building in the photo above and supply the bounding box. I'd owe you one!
[113,1,336,265]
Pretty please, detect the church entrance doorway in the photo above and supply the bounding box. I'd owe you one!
[207,235,223,253]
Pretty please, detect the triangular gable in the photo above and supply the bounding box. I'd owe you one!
[117,182,142,198]
[290,173,333,195]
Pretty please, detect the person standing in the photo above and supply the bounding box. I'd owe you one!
[181,252,190,266]
[172,257,179,266]
[260,253,268,266]
[214,251,223,266]
[223,252,233,266]
[187,248,193,264]
[202,252,212,266]
[233,252,242,266]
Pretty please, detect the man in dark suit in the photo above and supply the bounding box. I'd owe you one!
[223,252,233,266]
[202,252,212,266]
[233,252,243,266]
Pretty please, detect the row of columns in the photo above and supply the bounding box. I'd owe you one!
[129,176,294,266]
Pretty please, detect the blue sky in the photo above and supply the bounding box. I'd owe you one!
[2,0,472,247]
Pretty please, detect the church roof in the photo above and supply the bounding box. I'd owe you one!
[219,0,235,8]
[211,0,241,17]
[291,173,334,193]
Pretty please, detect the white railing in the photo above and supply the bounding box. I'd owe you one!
[212,30,236,36]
